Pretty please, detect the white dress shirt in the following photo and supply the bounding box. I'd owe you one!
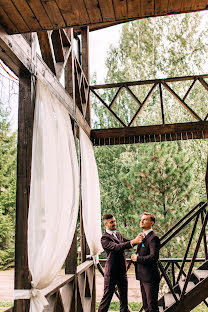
[143,228,153,237]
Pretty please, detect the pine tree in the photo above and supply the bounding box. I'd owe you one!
[93,12,208,247]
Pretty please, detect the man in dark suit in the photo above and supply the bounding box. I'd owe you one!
[131,212,160,312]
[98,213,142,312]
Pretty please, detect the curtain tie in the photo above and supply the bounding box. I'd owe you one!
[14,286,49,311]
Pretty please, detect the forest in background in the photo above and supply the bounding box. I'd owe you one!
[0,12,208,269]
[92,12,208,258]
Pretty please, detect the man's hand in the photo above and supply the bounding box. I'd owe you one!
[131,254,138,262]
[131,233,144,245]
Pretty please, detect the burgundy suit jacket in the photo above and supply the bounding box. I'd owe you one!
[134,231,160,283]
[101,231,132,280]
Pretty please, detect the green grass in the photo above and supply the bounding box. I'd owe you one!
[96,302,207,311]
[0,302,13,312]
[96,301,142,310]
[0,301,206,311]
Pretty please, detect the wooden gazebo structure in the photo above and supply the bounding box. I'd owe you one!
[0,1,208,311]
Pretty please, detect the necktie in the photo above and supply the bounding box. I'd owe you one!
[112,232,117,239]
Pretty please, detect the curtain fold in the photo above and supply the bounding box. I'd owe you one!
[26,80,79,311]
[80,128,103,258]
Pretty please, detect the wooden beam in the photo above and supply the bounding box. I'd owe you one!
[51,30,64,63]
[14,71,35,312]
[0,26,90,137]
[91,74,208,90]
[91,121,208,145]
[65,118,77,275]
[81,26,90,126]
[37,31,56,75]
[162,81,202,121]
[206,154,208,204]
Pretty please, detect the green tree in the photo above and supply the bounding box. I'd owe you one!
[93,12,208,248]
[0,102,16,269]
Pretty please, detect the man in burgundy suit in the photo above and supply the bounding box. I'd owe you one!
[98,214,142,312]
[131,212,160,312]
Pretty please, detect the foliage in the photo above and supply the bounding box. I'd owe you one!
[0,102,16,269]
[93,13,208,260]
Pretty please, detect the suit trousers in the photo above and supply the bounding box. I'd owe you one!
[140,280,159,312]
[98,274,129,312]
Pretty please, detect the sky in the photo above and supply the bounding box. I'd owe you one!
[89,24,122,84]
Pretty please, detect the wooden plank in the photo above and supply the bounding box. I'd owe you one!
[65,229,77,274]
[90,88,126,127]
[43,275,74,298]
[56,0,90,25]
[206,153,208,204]
[91,74,208,89]
[140,0,154,17]
[51,30,64,63]
[77,260,94,275]
[159,83,165,124]
[81,26,90,125]
[41,0,66,29]
[129,83,158,126]
[155,0,169,15]
[37,31,56,75]
[0,0,30,32]
[0,6,18,34]
[84,0,102,23]
[113,0,128,20]
[10,0,41,31]
[168,0,182,13]
[181,0,196,11]
[60,29,71,47]
[195,0,208,10]
[91,121,208,145]
[25,0,53,30]
[98,0,115,21]
[14,71,35,312]
[127,0,140,18]
[162,81,202,121]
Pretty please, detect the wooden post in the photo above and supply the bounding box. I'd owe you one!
[65,119,78,274]
[14,71,35,312]
[206,154,208,203]
[81,26,91,126]
[65,28,75,111]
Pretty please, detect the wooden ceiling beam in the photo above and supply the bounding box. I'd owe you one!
[1,0,208,34]
[91,121,208,146]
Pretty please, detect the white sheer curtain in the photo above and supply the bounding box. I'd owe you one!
[14,80,79,312]
[79,128,103,260]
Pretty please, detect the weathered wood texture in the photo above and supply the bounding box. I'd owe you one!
[81,26,91,126]
[1,0,208,34]
[0,26,90,137]
[206,154,208,203]
[91,122,208,146]
[14,72,35,312]
[90,74,208,129]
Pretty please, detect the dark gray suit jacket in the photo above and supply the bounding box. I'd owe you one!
[101,231,132,280]
[134,231,160,283]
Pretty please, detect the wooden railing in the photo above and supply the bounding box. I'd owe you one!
[43,260,95,312]
[90,74,208,146]
[9,260,96,312]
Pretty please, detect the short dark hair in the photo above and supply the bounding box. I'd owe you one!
[143,212,156,224]
[103,213,114,221]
